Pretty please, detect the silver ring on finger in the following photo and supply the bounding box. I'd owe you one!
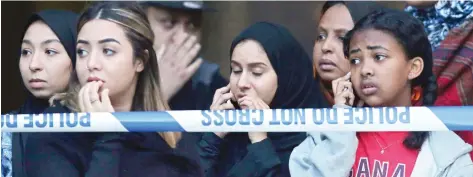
[90,99,99,104]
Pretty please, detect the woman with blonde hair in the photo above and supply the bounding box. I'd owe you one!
[25,2,203,177]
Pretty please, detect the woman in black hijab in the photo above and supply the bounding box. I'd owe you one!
[198,22,328,177]
[16,10,78,114]
[0,9,78,177]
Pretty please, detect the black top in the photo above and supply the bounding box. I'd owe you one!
[24,105,204,177]
[198,22,328,177]
[199,132,305,177]
[11,99,49,177]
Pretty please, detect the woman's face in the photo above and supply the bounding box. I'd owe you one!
[76,19,144,100]
[230,40,278,108]
[19,21,72,99]
[313,4,354,82]
[348,29,422,107]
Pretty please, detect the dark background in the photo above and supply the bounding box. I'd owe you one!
[1,1,404,113]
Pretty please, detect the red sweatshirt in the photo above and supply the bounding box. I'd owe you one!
[351,132,419,177]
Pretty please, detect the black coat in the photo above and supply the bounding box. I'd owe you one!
[199,132,305,177]
[25,105,203,177]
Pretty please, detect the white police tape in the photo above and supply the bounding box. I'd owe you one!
[1,106,472,132]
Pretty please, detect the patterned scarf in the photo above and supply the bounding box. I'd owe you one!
[405,0,473,50]
[1,132,12,177]
[432,19,473,106]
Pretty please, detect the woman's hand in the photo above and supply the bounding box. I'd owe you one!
[237,95,270,110]
[210,84,235,110]
[332,72,355,107]
[209,84,236,139]
[78,81,114,112]
[237,95,269,143]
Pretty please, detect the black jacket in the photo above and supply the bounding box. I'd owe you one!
[199,133,305,177]
[25,105,204,177]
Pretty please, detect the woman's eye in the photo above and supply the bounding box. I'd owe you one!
[316,34,327,41]
[77,49,89,58]
[232,69,242,74]
[375,54,387,61]
[21,49,32,56]
[350,58,360,65]
[45,49,58,56]
[103,48,116,56]
[252,72,263,76]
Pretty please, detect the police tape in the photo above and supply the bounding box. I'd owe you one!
[1,106,472,132]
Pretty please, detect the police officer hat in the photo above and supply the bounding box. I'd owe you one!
[142,1,216,12]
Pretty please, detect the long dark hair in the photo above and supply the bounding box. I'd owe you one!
[321,1,345,16]
[343,9,438,149]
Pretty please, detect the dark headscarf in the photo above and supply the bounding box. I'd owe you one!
[15,9,78,114]
[24,9,78,68]
[230,22,327,109]
[12,9,78,177]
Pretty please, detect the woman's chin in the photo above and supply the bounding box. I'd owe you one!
[361,96,384,107]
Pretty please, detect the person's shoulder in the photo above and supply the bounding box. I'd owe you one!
[428,131,473,173]
[442,155,473,177]
[192,59,225,86]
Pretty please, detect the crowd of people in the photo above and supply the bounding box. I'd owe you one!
[2,1,473,177]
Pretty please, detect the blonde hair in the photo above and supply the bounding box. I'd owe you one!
[53,1,181,148]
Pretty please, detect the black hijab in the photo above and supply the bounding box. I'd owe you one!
[13,9,78,177]
[230,22,328,109]
[16,9,78,115]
